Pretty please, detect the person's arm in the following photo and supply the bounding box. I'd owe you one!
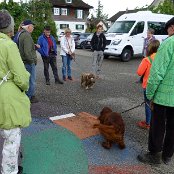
[60,36,69,54]
[102,34,106,51]
[7,42,30,92]
[22,34,35,62]
[146,39,173,100]
[71,37,75,53]
[137,58,148,76]
[37,36,42,54]
[91,34,95,51]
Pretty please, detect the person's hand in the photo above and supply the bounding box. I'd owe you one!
[150,100,154,111]
[35,44,40,49]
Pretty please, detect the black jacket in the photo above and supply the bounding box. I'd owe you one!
[91,32,106,51]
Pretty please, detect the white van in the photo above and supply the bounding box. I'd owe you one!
[104,11,173,61]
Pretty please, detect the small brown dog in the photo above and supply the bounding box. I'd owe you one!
[81,73,95,89]
[93,107,125,149]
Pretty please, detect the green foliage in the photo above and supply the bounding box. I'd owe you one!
[0,0,57,42]
[150,0,174,15]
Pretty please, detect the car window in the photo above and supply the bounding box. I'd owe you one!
[130,21,145,36]
[148,21,167,35]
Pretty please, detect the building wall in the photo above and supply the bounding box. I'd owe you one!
[55,21,87,35]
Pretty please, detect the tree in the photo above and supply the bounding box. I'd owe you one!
[150,0,174,15]
[95,0,108,22]
[0,0,57,42]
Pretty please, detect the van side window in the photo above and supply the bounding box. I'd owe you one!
[148,22,167,35]
[130,22,145,36]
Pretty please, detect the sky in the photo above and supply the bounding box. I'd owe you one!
[83,0,154,17]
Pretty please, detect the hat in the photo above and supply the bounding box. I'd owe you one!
[0,10,14,34]
[44,25,51,31]
[165,17,174,31]
[22,19,34,26]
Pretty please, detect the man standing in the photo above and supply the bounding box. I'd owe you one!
[37,26,63,85]
[91,25,106,78]
[137,17,174,165]
[18,20,38,103]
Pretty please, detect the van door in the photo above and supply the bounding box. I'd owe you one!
[129,21,145,56]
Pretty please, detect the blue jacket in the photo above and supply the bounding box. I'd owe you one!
[37,34,57,57]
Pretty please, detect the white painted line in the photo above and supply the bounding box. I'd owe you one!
[49,113,76,121]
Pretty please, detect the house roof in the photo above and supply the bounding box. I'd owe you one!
[50,0,93,9]
[108,9,139,22]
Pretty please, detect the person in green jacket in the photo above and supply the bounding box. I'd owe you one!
[137,17,174,165]
[0,10,31,174]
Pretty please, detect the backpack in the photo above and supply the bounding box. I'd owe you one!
[13,30,25,47]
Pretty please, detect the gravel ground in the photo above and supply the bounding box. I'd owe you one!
[30,47,174,173]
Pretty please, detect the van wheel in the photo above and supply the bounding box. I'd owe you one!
[121,49,132,62]
[104,55,109,59]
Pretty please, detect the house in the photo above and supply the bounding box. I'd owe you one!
[87,18,108,31]
[50,0,93,35]
[108,9,139,26]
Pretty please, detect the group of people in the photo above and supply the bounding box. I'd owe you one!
[0,9,107,174]
[136,17,174,165]
[1,8,174,174]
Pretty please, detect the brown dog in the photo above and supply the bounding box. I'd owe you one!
[81,73,95,89]
[93,107,125,149]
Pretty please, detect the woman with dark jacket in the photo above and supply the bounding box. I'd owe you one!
[91,25,106,78]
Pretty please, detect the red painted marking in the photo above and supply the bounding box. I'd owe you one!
[89,165,152,174]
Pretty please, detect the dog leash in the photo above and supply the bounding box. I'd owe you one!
[120,101,145,114]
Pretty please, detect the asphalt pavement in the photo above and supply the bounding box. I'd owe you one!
[1,48,173,173]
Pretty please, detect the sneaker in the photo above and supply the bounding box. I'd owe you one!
[18,166,23,174]
[137,152,161,165]
[46,80,50,85]
[68,76,73,80]
[30,96,39,103]
[55,79,64,84]
[137,121,150,129]
[162,156,172,165]
[63,76,66,81]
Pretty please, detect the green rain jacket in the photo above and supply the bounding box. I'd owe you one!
[0,33,31,130]
[146,35,174,107]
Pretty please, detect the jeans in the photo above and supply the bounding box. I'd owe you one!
[144,89,151,125]
[62,54,72,78]
[92,51,104,76]
[42,55,59,81]
[25,64,36,99]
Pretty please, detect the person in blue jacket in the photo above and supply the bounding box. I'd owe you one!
[37,26,63,85]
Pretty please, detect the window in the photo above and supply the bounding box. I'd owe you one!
[76,24,84,30]
[148,22,167,35]
[60,24,69,29]
[61,8,67,15]
[107,21,135,34]
[131,21,145,36]
[54,8,60,15]
[66,0,72,3]
[77,10,83,19]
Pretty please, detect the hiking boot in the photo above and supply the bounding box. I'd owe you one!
[55,79,64,84]
[137,152,161,165]
[68,76,73,80]
[18,166,23,174]
[30,96,39,103]
[137,121,150,129]
[46,80,50,85]
[162,156,172,165]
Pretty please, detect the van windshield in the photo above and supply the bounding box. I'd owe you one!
[107,21,135,34]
